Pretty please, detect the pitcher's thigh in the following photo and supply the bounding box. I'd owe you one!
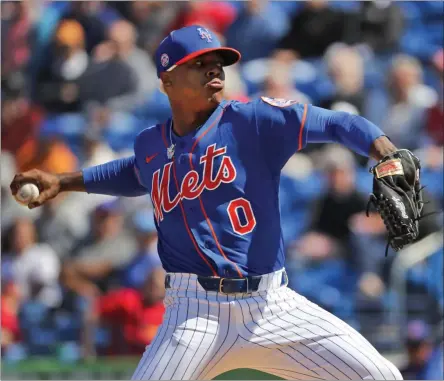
[280,295,403,380]
[303,300,403,380]
[253,289,403,380]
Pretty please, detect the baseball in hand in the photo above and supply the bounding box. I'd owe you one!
[15,183,40,206]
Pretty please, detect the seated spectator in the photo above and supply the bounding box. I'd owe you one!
[91,268,165,356]
[59,1,108,54]
[104,20,158,112]
[400,320,443,380]
[296,145,367,262]
[119,210,162,290]
[2,218,61,309]
[273,1,354,63]
[35,20,90,113]
[1,1,32,78]
[1,75,44,162]
[77,42,138,110]
[366,55,438,150]
[353,1,404,55]
[36,193,90,259]
[226,0,291,63]
[36,19,138,115]
[60,200,137,298]
[320,44,365,115]
[424,49,443,146]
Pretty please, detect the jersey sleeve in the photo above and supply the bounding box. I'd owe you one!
[253,97,308,172]
[251,97,385,172]
[82,130,151,197]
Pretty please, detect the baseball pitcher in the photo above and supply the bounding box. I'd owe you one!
[11,26,424,380]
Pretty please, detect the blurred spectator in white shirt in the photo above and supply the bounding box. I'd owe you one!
[321,44,365,115]
[35,19,89,113]
[3,218,61,308]
[365,54,438,150]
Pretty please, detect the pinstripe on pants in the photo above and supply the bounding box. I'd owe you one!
[131,270,403,380]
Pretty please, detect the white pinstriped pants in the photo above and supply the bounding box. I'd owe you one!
[131,269,403,380]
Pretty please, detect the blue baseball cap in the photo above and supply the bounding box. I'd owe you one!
[155,25,241,78]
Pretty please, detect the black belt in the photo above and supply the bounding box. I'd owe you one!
[165,271,288,294]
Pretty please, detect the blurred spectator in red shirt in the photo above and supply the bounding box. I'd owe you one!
[425,49,444,146]
[170,1,237,36]
[94,267,166,355]
[1,74,44,162]
[1,1,32,78]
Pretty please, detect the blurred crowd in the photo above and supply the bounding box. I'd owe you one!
[1,1,443,378]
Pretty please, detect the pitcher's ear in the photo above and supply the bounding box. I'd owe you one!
[160,72,172,87]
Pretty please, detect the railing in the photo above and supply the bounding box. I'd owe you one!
[386,231,444,346]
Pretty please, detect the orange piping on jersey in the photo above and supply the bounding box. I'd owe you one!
[161,123,218,276]
[171,160,218,276]
[298,104,308,151]
[189,109,244,278]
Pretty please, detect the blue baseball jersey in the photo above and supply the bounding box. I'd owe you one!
[133,98,309,277]
[84,97,384,277]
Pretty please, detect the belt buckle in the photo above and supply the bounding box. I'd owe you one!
[219,278,226,293]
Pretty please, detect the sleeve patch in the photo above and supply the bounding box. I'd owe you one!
[260,96,299,108]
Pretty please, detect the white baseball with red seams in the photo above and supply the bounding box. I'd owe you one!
[131,270,402,380]
[14,183,40,206]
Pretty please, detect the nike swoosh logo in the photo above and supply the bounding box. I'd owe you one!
[145,153,158,163]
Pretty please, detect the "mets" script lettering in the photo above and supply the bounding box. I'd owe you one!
[151,144,236,221]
